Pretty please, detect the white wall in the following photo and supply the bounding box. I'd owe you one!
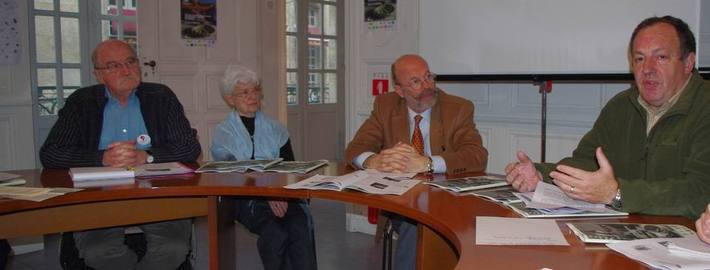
[701,0,710,68]
[420,0,699,74]
[0,0,37,171]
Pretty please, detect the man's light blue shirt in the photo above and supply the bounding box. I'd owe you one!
[98,88,151,150]
[353,108,447,173]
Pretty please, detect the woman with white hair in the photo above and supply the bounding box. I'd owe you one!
[211,64,317,270]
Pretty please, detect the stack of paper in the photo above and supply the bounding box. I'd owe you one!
[70,162,194,182]
[607,237,710,270]
[0,172,26,186]
[0,186,81,202]
[285,170,420,195]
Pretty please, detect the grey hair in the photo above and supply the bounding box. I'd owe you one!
[220,64,261,97]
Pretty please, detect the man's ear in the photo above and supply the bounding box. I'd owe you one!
[683,52,696,74]
[93,70,105,84]
[394,84,404,98]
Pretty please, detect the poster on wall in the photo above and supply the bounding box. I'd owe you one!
[0,0,20,65]
[364,0,396,31]
[181,0,217,47]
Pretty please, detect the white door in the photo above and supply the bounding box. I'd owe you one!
[286,0,344,162]
[138,0,282,161]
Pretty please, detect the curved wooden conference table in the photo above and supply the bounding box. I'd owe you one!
[0,163,694,270]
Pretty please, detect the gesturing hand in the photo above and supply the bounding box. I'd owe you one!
[504,150,542,192]
[550,147,619,204]
[696,204,710,244]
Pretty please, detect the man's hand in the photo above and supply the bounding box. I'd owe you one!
[696,204,710,244]
[268,200,289,218]
[550,147,618,204]
[364,142,430,173]
[364,142,412,172]
[505,150,542,192]
[102,141,148,167]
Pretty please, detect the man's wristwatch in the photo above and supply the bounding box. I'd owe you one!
[145,150,155,164]
[425,156,434,173]
[608,189,622,209]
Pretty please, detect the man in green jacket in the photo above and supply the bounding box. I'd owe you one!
[505,15,710,219]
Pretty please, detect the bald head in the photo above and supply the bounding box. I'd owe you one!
[92,40,136,68]
[391,54,429,85]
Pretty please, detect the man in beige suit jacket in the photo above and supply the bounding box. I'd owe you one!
[345,54,487,174]
[345,54,487,270]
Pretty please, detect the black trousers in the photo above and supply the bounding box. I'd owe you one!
[0,239,10,270]
[235,199,318,270]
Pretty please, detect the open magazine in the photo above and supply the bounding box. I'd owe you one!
[424,175,508,192]
[250,160,329,174]
[195,159,283,173]
[285,170,420,195]
[506,201,628,218]
[567,222,695,244]
[196,159,327,174]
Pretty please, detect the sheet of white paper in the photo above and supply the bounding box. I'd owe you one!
[667,236,710,259]
[532,181,606,210]
[607,238,710,270]
[475,216,569,246]
[285,171,370,191]
[0,186,51,196]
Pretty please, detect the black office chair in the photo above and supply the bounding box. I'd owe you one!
[59,232,191,270]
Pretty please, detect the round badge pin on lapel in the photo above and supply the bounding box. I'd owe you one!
[136,134,151,146]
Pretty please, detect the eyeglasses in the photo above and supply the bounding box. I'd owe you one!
[94,57,140,72]
[400,73,437,89]
[233,88,262,98]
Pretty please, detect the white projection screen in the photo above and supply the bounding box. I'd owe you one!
[419,0,700,74]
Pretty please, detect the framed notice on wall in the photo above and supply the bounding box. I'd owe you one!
[364,0,396,31]
[181,0,217,47]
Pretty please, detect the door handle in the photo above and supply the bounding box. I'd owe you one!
[142,60,157,76]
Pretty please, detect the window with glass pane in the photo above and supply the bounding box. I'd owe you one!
[308,73,322,104]
[100,0,138,48]
[324,39,336,70]
[287,72,298,105]
[34,16,56,63]
[287,0,340,106]
[61,17,81,63]
[308,3,321,31]
[32,0,83,115]
[323,4,336,36]
[37,68,57,115]
[324,73,337,103]
[308,39,322,69]
[34,0,54,11]
[286,0,297,32]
